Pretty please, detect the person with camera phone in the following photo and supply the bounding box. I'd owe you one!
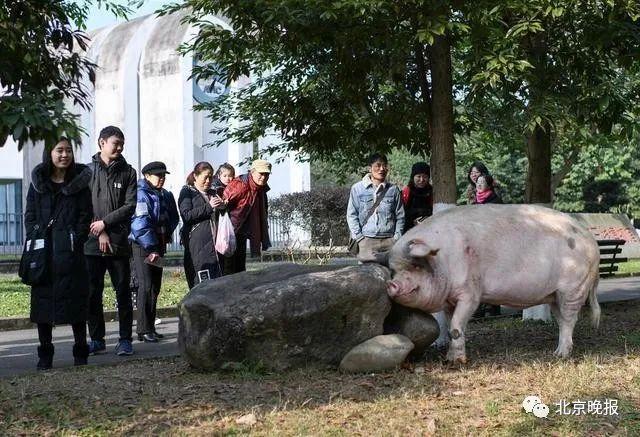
[178,161,227,288]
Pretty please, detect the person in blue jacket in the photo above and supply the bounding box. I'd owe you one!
[129,162,179,343]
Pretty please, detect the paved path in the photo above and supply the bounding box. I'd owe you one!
[1,277,639,379]
[0,318,179,378]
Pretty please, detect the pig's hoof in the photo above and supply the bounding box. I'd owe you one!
[553,348,571,359]
[445,351,467,364]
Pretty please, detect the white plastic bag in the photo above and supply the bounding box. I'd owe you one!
[215,213,236,256]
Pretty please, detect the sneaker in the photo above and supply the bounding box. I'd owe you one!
[155,318,162,326]
[115,339,134,356]
[88,340,106,355]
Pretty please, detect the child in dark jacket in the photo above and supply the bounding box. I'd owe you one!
[212,163,236,196]
[211,163,236,275]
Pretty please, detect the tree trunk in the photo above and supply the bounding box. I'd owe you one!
[549,145,580,202]
[524,122,552,204]
[429,34,457,205]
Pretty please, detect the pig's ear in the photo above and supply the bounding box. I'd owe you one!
[408,239,440,258]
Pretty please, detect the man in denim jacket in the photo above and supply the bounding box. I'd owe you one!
[346,153,404,262]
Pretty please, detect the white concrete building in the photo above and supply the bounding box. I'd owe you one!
[0,11,310,248]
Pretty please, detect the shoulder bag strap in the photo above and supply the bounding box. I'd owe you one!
[361,184,391,227]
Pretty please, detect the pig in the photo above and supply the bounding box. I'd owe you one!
[386,204,600,363]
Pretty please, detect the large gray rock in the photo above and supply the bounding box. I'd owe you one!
[339,334,414,373]
[384,304,440,358]
[179,264,392,371]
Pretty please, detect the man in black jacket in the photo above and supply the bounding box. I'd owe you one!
[84,126,138,356]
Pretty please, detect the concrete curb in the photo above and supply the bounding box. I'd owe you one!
[0,306,180,332]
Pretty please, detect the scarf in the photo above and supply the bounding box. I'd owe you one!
[476,188,493,204]
[247,176,267,256]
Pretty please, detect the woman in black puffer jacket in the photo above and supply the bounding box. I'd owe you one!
[178,162,226,288]
[24,138,93,370]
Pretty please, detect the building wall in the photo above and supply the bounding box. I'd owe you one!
[1,11,310,246]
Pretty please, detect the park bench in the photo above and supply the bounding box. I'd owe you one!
[597,239,628,278]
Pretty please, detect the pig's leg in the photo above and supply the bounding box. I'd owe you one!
[432,311,450,349]
[549,301,579,358]
[445,300,479,364]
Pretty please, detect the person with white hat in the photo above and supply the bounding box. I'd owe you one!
[222,159,272,274]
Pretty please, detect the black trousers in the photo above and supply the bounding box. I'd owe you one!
[132,243,163,335]
[86,255,133,342]
[38,322,86,346]
[222,234,247,275]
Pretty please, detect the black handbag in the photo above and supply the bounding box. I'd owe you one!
[18,195,62,286]
[348,185,391,256]
[18,224,49,286]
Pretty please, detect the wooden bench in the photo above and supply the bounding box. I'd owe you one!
[598,239,628,278]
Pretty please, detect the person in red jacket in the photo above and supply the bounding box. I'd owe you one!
[401,162,433,233]
[222,159,272,274]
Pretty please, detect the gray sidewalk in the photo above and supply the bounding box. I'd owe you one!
[1,277,639,379]
[0,318,180,378]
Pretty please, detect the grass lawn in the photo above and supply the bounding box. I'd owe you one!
[0,271,189,318]
[617,258,640,275]
[1,300,639,435]
[0,261,294,318]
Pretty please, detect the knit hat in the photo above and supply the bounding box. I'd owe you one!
[410,162,430,178]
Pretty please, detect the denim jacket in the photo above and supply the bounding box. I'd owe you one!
[346,174,405,241]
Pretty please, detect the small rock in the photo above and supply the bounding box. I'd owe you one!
[339,334,414,373]
[384,304,440,357]
[236,413,257,426]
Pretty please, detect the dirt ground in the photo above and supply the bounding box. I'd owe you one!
[1,300,639,436]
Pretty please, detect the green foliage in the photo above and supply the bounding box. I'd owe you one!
[0,0,139,150]
[269,188,351,245]
[0,272,188,318]
[310,147,420,188]
[454,131,527,204]
[554,138,640,216]
[162,0,467,170]
[163,0,640,206]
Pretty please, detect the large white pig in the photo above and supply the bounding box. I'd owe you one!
[386,204,600,363]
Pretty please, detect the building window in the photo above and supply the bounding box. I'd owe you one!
[0,180,23,246]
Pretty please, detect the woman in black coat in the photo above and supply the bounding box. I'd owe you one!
[24,138,93,369]
[178,161,225,288]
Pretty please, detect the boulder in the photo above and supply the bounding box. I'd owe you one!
[179,263,392,371]
[339,334,414,373]
[384,304,440,358]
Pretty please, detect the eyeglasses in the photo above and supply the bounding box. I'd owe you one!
[372,163,389,170]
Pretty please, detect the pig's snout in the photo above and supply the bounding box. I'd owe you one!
[387,279,419,299]
[387,280,401,297]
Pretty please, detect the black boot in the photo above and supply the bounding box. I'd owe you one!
[37,343,54,370]
[73,343,90,366]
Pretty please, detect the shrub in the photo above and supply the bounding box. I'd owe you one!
[270,187,351,245]
[583,179,628,213]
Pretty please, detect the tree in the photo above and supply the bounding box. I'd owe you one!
[0,0,138,149]
[463,0,640,203]
[163,0,468,203]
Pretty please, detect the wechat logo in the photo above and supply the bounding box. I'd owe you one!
[522,395,550,418]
